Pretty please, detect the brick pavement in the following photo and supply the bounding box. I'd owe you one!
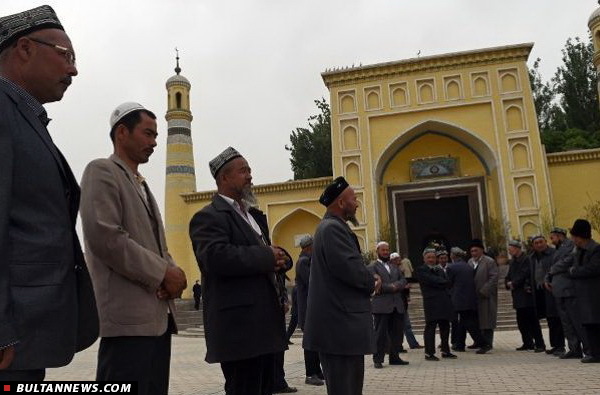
[46,330,600,395]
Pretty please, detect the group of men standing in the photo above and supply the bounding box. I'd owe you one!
[0,5,187,394]
[506,222,600,363]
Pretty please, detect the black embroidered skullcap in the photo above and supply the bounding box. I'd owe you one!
[508,239,522,248]
[570,219,592,239]
[469,239,485,250]
[0,5,64,53]
[209,147,242,178]
[319,176,349,207]
[435,250,448,257]
[550,227,567,236]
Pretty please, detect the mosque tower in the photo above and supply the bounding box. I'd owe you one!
[589,2,600,106]
[164,50,197,290]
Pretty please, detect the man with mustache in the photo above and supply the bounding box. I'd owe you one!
[80,102,187,395]
[0,5,98,381]
[303,176,381,395]
[189,147,289,395]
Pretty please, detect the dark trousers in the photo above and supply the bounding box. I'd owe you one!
[403,311,419,348]
[424,319,450,356]
[193,295,201,310]
[96,331,172,395]
[319,353,364,395]
[583,324,600,358]
[304,349,323,378]
[273,351,289,391]
[481,329,494,347]
[373,310,404,363]
[0,369,45,381]
[556,297,587,354]
[221,353,274,395]
[516,307,546,348]
[547,316,565,349]
[455,309,487,348]
[450,314,460,346]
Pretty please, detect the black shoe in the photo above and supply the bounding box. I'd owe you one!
[476,345,492,354]
[534,347,546,353]
[374,362,383,369]
[389,358,409,365]
[581,356,600,363]
[560,351,583,359]
[305,376,324,386]
[399,348,408,353]
[273,386,298,394]
[410,344,424,349]
[451,346,466,352]
[467,344,481,349]
[552,347,566,356]
[287,340,293,345]
[516,345,534,351]
[425,354,439,361]
[441,352,458,359]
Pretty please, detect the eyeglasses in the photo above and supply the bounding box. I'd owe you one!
[29,37,76,66]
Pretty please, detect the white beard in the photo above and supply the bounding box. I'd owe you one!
[241,186,258,209]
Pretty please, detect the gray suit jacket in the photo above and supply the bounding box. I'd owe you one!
[80,155,177,337]
[303,213,375,355]
[0,81,98,370]
[368,260,406,314]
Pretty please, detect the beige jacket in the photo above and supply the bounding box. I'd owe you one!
[80,154,177,337]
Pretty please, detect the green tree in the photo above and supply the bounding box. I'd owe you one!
[554,37,600,132]
[285,98,332,179]
[529,58,561,131]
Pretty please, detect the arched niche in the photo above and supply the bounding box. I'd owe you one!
[419,83,434,103]
[511,143,530,170]
[366,91,380,110]
[392,87,407,106]
[522,221,539,238]
[345,162,361,186]
[343,126,359,150]
[340,94,356,113]
[473,77,488,96]
[517,182,536,209]
[501,73,518,93]
[446,80,461,100]
[506,105,524,131]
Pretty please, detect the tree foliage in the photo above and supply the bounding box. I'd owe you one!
[285,98,332,179]
[530,37,600,153]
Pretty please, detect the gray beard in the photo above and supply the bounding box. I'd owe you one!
[347,215,359,227]
[241,187,258,208]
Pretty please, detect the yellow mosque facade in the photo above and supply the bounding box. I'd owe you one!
[165,38,600,297]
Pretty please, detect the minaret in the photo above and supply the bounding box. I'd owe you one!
[589,2,600,104]
[165,50,198,293]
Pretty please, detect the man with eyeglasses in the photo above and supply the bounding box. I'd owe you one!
[0,5,98,381]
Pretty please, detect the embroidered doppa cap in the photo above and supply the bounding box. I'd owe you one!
[450,246,465,256]
[508,239,522,248]
[530,234,545,242]
[299,235,313,248]
[570,219,592,239]
[110,102,147,128]
[319,176,349,207]
[469,239,485,250]
[390,252,400,259]
[422,247,437,256]
[209,146,242,178]
[435,250,448,257]
[0,5,64,53]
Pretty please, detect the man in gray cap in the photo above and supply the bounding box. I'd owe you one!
[0,5,98,380]
[303,176,381,395]
[190,147,290,394]
[295,235,324,386]
[80,102,187,394]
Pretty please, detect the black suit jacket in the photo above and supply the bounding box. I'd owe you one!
[0,81,98,370]
[505,253,534,309]
[446,260,478,312]
[295,252,311,330]
[368,260,406,314]
[303,213,375,356]
[416,265,454,322]
[189,194,286,363]
[570,240,600,324]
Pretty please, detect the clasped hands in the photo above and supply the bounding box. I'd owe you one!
[271,246,289,271]
[157,265,187,300]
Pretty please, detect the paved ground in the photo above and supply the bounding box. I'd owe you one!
[47,329,600,395]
